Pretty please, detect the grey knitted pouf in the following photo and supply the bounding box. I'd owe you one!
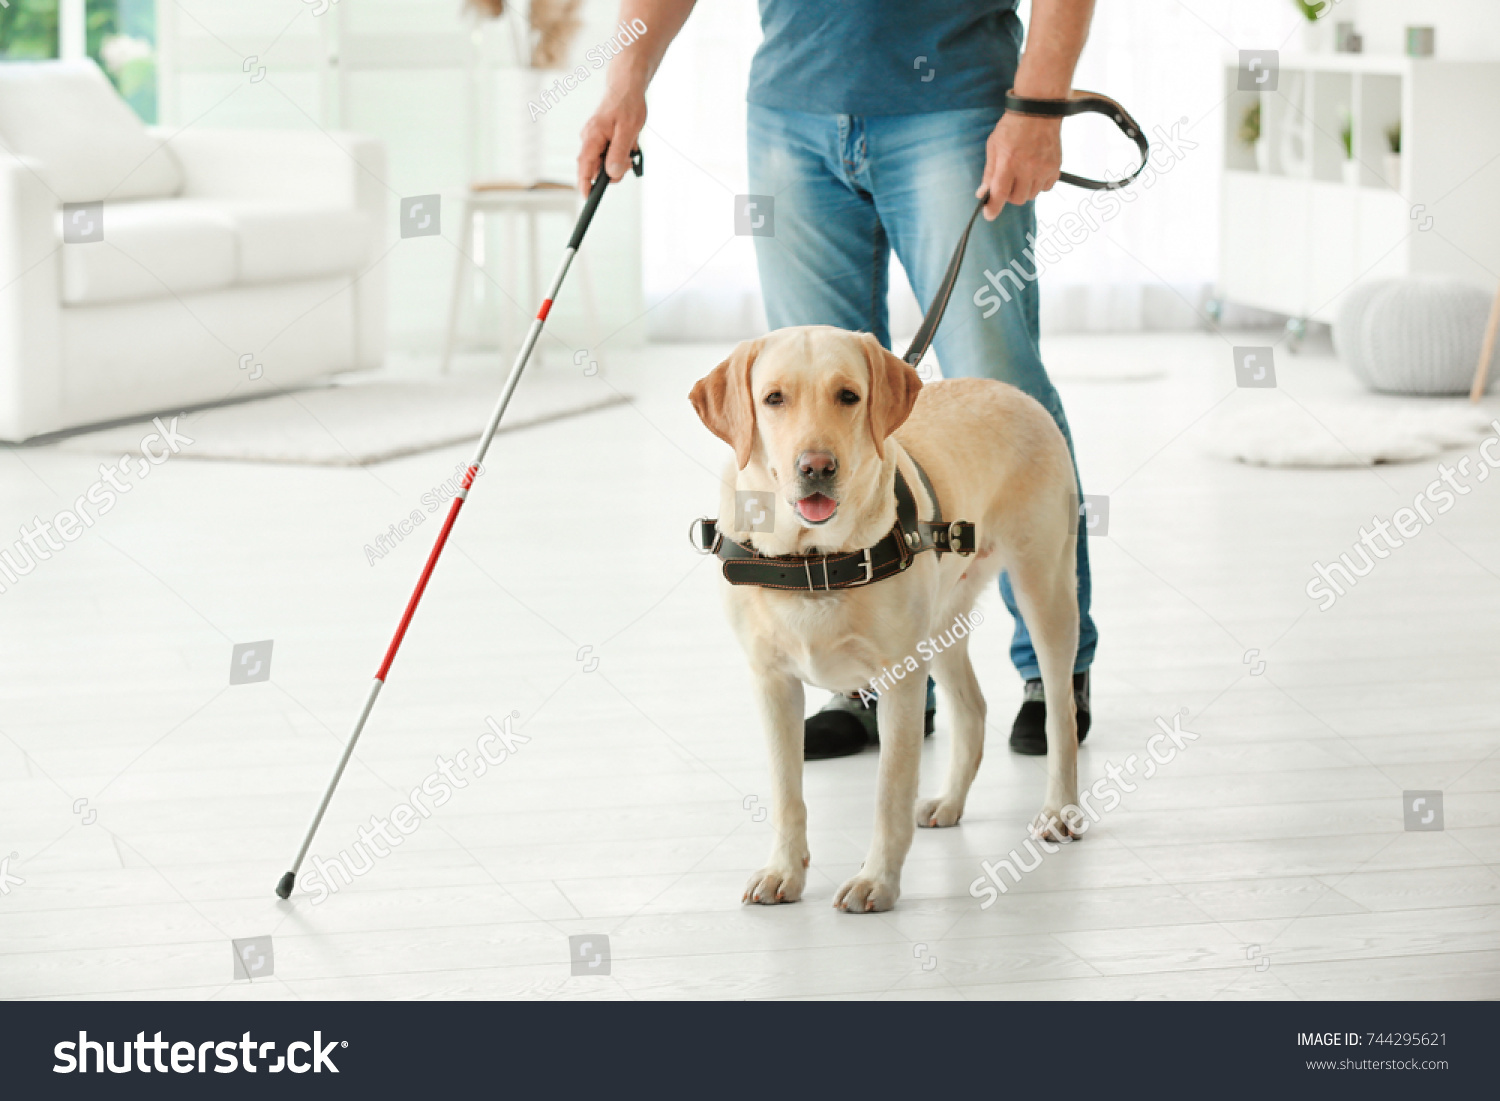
[1334,276,1493,395]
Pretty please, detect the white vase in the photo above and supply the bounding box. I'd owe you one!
[1280,121,1311,178]
[1300,19,1332,53]
[1384,153,1402,190]
[1255,140,1272,173]
[518,68,550,186]
[1341,160,1360,186]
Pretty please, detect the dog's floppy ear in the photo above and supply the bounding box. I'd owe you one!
[861,332,923,460]
[689,338,762,470]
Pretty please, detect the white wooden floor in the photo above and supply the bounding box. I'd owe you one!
[2,332,1498,1001]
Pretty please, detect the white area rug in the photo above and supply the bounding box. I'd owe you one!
[56,372,630,466]
[1201,398,1497,467]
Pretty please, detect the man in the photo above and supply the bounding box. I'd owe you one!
[578,0,1098,759]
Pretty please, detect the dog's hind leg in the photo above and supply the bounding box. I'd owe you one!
[1007,547,1082,842]
[743,670,810,905]
[917,634,985,828]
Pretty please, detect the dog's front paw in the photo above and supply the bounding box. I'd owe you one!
[1029,806,1083,842]
[743,862,806,905]
[916,795,964,828]
[833,873,899,913]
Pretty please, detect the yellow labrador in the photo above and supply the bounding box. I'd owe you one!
[690,325,1081,913]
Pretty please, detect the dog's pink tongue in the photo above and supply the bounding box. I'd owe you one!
[797,494,837,522]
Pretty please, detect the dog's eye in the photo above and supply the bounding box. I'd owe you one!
[838,389,860,405]
[763,391,783,406]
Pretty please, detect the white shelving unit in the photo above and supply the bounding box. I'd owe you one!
[1217,54,1500,334]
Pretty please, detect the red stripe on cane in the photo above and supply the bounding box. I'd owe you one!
[537,298,553,321]
[374,494,467,682]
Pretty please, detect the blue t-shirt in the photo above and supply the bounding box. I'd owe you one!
[747,0,1022,117]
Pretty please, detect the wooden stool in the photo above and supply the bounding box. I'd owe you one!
[440,181,603,374]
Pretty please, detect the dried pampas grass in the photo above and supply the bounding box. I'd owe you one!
[527,0,584,67]
[465,0,585,69]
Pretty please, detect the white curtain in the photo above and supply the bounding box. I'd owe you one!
[640,0,1303,340]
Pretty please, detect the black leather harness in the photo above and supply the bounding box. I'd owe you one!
[690,460,976,593]
[688,88,1147,594]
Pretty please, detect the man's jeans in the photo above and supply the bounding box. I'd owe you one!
[747,103,1097,682]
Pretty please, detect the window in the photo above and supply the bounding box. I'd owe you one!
[0,1,155,121]
[87,0,157,122]
[0,0,60,60]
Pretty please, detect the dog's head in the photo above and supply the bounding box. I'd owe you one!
[689,326,922,530]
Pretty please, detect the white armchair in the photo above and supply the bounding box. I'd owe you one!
[0,60,386,441]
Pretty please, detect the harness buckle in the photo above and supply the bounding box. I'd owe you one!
[861,548,873,583]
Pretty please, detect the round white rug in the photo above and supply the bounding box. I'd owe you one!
[1201,399,1497,467]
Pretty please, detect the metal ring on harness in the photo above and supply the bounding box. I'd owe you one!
[688,516,713,555]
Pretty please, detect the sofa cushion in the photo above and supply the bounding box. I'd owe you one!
[58,200,375,305]
[0,60,184,203]
[221,204,375,285]
[60,200,238,306]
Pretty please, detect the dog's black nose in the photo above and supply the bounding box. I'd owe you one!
[798,451,837,480]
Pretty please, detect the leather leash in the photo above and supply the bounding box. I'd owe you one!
[904,88,1150,369]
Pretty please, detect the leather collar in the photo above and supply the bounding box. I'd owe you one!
[690,459,975,592]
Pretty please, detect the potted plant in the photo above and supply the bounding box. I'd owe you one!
[1340,111,1359,186]
[1239,100,1270,173]
[1293,1,1332,52]
[1384,121,1402,190]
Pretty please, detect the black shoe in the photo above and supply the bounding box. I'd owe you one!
[804,692,936,760]
[1009,671,1090,756]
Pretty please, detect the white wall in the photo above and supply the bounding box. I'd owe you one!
[150,0,1500,348]
[154,0,645,358]
[1344,0,1500,60]
[639,0,1301,338]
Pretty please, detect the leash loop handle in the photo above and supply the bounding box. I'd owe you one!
[1003,88,1150,191]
